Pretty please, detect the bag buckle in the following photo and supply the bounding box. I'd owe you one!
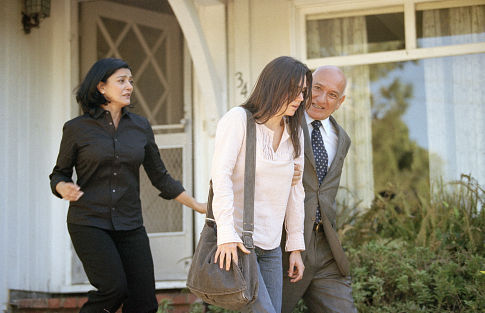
[242,231,254,249]
[205,217,216,228]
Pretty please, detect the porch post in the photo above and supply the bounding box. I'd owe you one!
[167,0,224,134]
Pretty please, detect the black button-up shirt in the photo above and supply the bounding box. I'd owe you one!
[49,107,185,230]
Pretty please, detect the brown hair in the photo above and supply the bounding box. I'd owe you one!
[242,56,312,158]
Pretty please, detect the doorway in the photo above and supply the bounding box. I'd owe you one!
[76,0,193,283]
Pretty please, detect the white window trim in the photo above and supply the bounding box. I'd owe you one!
[291,0,485,68]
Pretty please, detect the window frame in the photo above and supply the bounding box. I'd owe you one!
[291,0,485,68]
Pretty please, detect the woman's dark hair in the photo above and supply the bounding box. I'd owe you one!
[242,56,312,158]
[76,58,131,113]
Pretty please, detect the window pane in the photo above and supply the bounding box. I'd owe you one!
[334,54,485,207]
[417,5,485,48]
[368,61,430,202]
[306,13,404,58]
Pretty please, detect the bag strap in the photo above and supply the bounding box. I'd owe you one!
[205,108,256,249]
[242,108,256,249]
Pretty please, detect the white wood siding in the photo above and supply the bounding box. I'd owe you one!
[0,0,76,309]
[228,0,292,107]
[192,1,229,239]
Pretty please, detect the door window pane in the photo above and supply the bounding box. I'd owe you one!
[94,15,184,126]
[306,12,405,58]
[417,5,485,48]
[141,148,183,233]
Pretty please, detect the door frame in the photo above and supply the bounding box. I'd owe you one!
[72,0,195,289]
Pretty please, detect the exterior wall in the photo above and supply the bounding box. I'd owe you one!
[248,0,293,83]
[3,0,481,312]
[192,0,295,241]
[0,0,76,310]
[228,0,293,108]
[193,1,228,238]
[0,0,296,310]
[6,0,482,311]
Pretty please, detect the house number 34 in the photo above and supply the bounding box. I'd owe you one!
[235,72,248,98]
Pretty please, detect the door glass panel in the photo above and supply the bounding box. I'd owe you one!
[117,28,145,71]
[139,24,163,49]
[306,12,405,58]
[154,37,184,126]
[417,5,485,48]
[141,148,183,233]
[134,65,166,118]
[94,14,184,126]
[97,27,110,59]
[156,38,168,76]
[100,16,126,43]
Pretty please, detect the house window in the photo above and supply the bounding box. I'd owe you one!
[416,5,485,48]
[345,54,484,201]
[306,12,405,58]
[301,1,485,207]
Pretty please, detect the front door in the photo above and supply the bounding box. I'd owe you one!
[77,0,193,283]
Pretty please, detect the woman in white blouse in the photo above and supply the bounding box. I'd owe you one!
[211,56,311,313]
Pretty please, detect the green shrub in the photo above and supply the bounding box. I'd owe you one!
[192,176,485,312]
[343,175,485,255]
[342,175,485,312]
[205,300,307,313]
[348,239,485,312]
[156,299,173,313]
[189,302,206,313]
[204,305,239,313]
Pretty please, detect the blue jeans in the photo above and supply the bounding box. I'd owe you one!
[242,246,283,313]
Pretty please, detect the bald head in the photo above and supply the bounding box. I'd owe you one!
[307,65,347,121]
[313,65,347,94]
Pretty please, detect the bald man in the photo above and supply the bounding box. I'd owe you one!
[282,66,357,313]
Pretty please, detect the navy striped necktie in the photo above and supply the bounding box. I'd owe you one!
[311,120,328,224]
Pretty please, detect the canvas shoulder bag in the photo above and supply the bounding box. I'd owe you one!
[186,108,259,310]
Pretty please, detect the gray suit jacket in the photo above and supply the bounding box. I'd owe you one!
[300,115,351,263]
[282,115,350,266]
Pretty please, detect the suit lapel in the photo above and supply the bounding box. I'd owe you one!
[302,118,316,171]
[321,116,345,184]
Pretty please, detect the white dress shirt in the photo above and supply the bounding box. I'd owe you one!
[305,111,338,168]
[211,107,305,251]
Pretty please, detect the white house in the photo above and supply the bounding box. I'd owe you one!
[1,0,483,311]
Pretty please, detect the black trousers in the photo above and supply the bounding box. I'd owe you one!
[68,223,158,313]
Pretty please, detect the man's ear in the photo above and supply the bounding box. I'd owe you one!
[336,95,345,110]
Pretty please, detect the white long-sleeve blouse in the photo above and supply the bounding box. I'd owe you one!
[210,107,305,251]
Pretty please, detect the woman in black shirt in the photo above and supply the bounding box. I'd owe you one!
[50,58,205,313]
